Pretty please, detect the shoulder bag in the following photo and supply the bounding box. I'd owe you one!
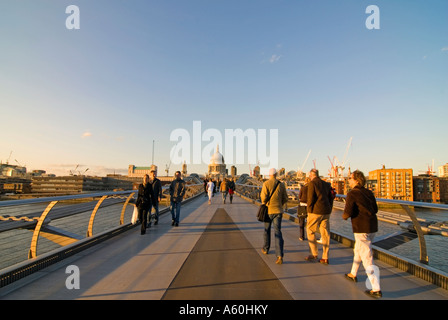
[257,181,280,222]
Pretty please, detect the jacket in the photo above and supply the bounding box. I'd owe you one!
[307,177,333,215]
[136,183,154,209]
[343,185,378,233]
[260,177,288,214]
[169,178,186,203]
[150,178,162,201]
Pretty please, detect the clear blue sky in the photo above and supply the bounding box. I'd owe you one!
[1,0,447,177]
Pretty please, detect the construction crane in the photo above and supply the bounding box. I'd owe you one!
[165,161,171,177]
[297,149,311,179]
[335,137,352,177]
[328,156,337,178]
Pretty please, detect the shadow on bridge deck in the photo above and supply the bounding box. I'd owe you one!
[1,194,447,301]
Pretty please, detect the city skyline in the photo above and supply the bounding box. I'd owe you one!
[1,1,447,177]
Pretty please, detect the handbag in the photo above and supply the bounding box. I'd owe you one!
[257,181,280,222]
[131,206,139,225]
[297,205,307,218]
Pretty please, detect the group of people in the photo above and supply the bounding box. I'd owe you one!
[261,167,382,298]
[205,178,236,205]
[135,170,186,235]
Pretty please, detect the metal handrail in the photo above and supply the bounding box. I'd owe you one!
[1,184,204,261]
[235,182,448,264]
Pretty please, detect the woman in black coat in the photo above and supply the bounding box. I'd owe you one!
[136,174,154,235]
[343,170,381,298]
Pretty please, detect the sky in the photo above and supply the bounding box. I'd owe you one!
[0,0,447,177]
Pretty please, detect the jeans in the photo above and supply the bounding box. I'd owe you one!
[263,213,284,258]
[148,201,160,224]
[171,201,181,224]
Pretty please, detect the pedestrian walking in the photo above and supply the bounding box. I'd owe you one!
[207,179,214,204]
[297,177,310,241]
[135,174,155,235]
[343,170,382,298]
[169,171,186,227]
[228,178,235,204]
[305,169,334,264]
[260,168,288,264]
[220,178,228,204]
[148,169,162,227]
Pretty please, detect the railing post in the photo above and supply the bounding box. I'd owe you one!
[400,204,429,264]
[28,201,58,259]
[86,195,108,237]
[120,192,135,225]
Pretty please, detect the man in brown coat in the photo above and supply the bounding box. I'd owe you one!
[305,169,333,264]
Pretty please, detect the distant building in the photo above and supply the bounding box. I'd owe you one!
[31,176,133,194]
[231,165,237,176]
[413,175,448,204]
[208,145,226,179]
[439,163,448,178]
[368,166,413,201]
[128,165,158,178]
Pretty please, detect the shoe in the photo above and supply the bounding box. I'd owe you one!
[305,255,318,262]
[319,259,329,265]
[344,273,358,282]
[365,290,382,299]
[175,223,179,227]
[276,257,283,264]
[299,237,304,241]
[171,220,175,226]
[261,249,268,255]
[154,221,158,225]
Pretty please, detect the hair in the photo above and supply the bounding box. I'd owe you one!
[352,170,366,187]
[310,169,319,177]
[143,174,150,186]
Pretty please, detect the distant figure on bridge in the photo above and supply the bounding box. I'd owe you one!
[169,171,186,227]
[148,169,162,227]
[343,170,381,298]
[305,169,333,264]
[297,177,311,241]
[261,168,288,265]
[206,179,214,204]
[220,178,228,204]
[228,178,235,204]
[136,174,155,235]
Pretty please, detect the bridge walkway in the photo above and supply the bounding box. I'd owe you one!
[1,195,448,300]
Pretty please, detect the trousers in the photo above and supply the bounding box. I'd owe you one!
[306,213,330,259]
[351,233,381,291]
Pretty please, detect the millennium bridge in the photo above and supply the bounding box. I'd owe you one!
[1,179,448,303]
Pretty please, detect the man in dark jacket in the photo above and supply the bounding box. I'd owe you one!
[343,170,381,298]
[148,169,162,227]
[169,171,186,226]
[305,169,333,264]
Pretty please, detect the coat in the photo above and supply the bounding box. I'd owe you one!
[136,183,154,209]
[260,177,288,214]
[307,177,333,215]
[343,185,378,234]
[169,178,186,203]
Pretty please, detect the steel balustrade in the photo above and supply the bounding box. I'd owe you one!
[0,184,204,287]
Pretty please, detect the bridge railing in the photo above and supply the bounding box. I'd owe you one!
[0,183,204,287]
[235,182,448,289]
[235,182,448,264]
